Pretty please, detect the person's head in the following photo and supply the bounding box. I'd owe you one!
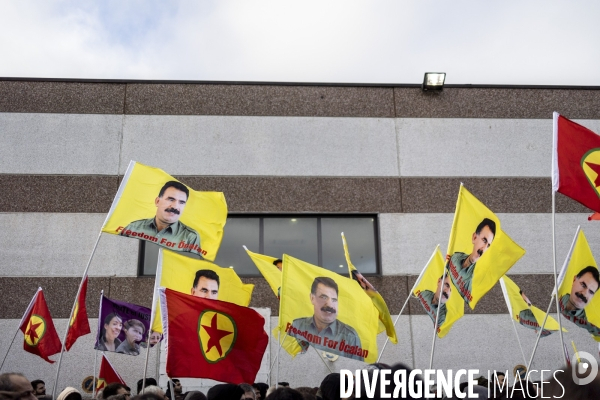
[136,379,157,396]
[264,388,303,400]
[238,384,255,400]
[310,277,338,328]
[494,371,506,387]
[273,259,283,271]
[155,181,189,227]
[171,380,181,395]
[102,313,123,343]
[470,218,496,263]
[29,381,44,397]
[123,319,145,345]
[57,387,81,400]
[148,331,161,347]
[520,289,532,307]
[103,384,129,400]
[252,383,268,400]
[435,275,452,304]
[191,269,220,299]
[183,392,207,400]
[206,384,243,400]
[0,373,36,400]
[569,266,600,310]
[139,386,164,400]
[318,373,340,400]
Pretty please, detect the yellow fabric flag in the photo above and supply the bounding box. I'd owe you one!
[557,228,600,341]
[446,185,525,309]
[245,247,282,299]
[102,161,228,261]
[277,254,379,363]
[413,246,464,338]
[500,276,564,337]
[341,233,397,344]
[151,250,254,333]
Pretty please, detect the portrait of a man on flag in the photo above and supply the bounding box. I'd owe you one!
[278,255,378,363]
[102,161,228,261]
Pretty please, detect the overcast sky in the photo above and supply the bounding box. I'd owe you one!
[1,1,599,85]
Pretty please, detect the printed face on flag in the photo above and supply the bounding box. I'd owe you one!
[95,296,152,356]
[446,186,524,308]
[413,247,464,337]
[279,255,378,363]
[102,161,228,261]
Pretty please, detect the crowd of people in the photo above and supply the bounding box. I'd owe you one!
[2,362,600,400]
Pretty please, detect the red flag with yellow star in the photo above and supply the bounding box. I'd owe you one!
[159,287,268,383]
[18,288,62,363]
[97,354,126,389]
[65,276,91,350]
[553,112,600,212]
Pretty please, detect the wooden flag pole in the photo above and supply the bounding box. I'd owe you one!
[551,192,568,366]
[377,247,437,363]
[429,264,448,370]
[53,231,103,400]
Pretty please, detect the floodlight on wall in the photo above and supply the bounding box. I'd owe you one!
[422,72,446,91]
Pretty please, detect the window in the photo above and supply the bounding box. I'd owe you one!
[139,214,379,276]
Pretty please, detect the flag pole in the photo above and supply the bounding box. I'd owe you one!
[0,328,20,372]
[551,192,568,365]
[313,348,334,374]
[526,293,555,372]
[168,378,175,400]
[53,231,103,400]
[429,263,448,370]
[499,278,527,366]
[377,247,436,363]
[143,250,164,393]
[92,349,99,399]
[510,318,527,366]
[274,333,287,389]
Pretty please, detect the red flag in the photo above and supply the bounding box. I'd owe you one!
[97,354,126,389]
[553,112,600,212]
[65,276,91,350]
[19,288,62,363]
[159,288,268,383]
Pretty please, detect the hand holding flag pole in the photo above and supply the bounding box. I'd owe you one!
[429,262,449,370]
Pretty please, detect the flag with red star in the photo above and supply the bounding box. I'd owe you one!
[158,287,268,383]
[553,112,600,212]
[65,275,91,350]
[97,354,126,389]
[18,288,62,363]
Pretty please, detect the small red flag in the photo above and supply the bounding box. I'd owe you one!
[19,288,62,363]
[97,354,126,389]
[159,288,268,383]
[553,112,600,212]
[65,276,91,350]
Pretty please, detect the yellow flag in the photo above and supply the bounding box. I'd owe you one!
[500,276,564,337]
[277,254,379,363]
[102,161,228,261]
[413,246,464,338]
[341,233,397,344]
[557,228,600,341]
[245,247,282,299]
[446,185,525,309]
[151,250,254,333]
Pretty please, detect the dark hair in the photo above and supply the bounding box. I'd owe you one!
[123,319,145,336]
[193,269,220,288]
[101,313,122,343]
[103,383,127,399]
[265,388,303,400]
[576,266,600,285]
[137,379,157,395]
[310,277,338,296]
[475,218,496,237]
[30,380,44,390]
[318,373,340,400]
[495,371,505,378]
[273,259,282,266]
[158,181,189,199]
[252,383,268,400]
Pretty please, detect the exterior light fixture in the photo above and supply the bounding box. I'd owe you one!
[422,72,446,91]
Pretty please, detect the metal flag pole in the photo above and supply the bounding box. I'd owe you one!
[168,378,175,400]
[429,264,448,370]
[377,246,437,363]
[53,231,103,400]
[143,250,164,393]
[313,347,334,374]
[0,329,20,372]
[551,192,568,365]
[274,333,287,390]
[527,294,555,372]
[92,349,99,399]
[499,278,527,366]
[510,318,527,366]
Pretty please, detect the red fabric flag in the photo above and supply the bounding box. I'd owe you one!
[159,288,268,383]
[553,112,600,212]
[97,354,126,389]
[65,276,91,350]
[18,288,62,363]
